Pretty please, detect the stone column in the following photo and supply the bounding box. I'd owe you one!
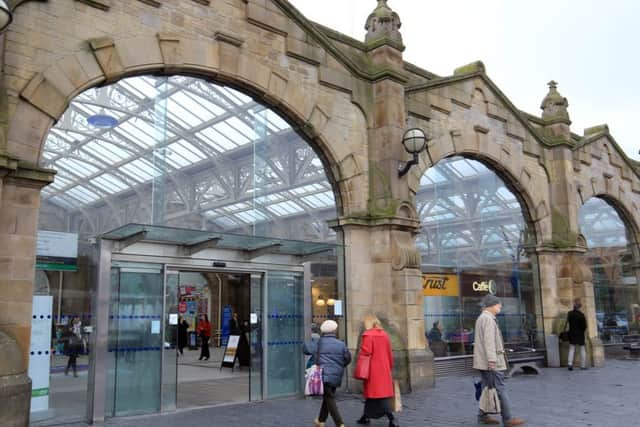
[0,157,54,425]
[331,0,433,392]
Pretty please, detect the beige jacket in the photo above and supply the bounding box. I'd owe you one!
[472,310,507,371]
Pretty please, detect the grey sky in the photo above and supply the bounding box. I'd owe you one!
[291,0,639,160]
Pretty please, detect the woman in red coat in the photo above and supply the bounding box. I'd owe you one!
[197,314,212,361]
[355,314,399,427]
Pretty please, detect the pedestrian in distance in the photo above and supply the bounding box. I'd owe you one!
[355,313,399,427]
[303,319,351,427]
[177,316,189,356]
[566,299,588,370]
[197,314,211,361]
[64,316,82,377]
[473,295,525,426]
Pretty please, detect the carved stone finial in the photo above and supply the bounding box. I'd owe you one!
[365,0,403,47]
[541,80,570,124]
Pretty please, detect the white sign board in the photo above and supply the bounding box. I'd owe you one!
[250,313,258,324]
[29,296,53,413]
[333,300,343,316]
[36,231,78,258]
[223,335,240,363]
[169,314,179,325]
[151,320,161,334]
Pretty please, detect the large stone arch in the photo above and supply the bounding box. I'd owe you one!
[409,133,551,247]
[7,34,370,218]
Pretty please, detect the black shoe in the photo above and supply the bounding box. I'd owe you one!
[568,366,573,371]
[356,415,370,425]
[388,421,399,427]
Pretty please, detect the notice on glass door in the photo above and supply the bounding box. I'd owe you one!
[151,320,161,334]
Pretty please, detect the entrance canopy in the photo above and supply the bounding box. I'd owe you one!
[100,223,339,257]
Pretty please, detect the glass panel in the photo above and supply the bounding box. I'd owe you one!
[266,271,304,398]
[250,273,263,401]
[579,197,638,343]
[162,271,179,411]
[107,268,164,416]
[418,156,542,358]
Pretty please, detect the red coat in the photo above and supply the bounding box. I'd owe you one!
[197,320,211,338]
[359,327,394,398]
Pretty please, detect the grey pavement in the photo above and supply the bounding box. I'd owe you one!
[55,359,640,427]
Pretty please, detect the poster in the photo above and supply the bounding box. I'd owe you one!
[29,296,53,413]
[36,231,78,271]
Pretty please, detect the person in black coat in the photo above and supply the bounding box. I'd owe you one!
[177,317,189,356]
[567,299,588,370]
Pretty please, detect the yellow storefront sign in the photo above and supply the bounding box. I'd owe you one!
[422,274,459,296]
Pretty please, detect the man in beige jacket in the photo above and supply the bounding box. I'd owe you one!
[473,294,525,426]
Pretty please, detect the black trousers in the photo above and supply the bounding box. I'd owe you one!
[66,354,77,374]
[318,384,343,425]
[199,336,210,359]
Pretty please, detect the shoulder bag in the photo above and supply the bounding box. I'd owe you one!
[304,338,324,396]
[559,317,570,342]
[353,335,372,380]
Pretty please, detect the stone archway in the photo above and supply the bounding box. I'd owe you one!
[7,34,367,217]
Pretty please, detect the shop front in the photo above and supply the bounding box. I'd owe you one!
[417,156,544,375]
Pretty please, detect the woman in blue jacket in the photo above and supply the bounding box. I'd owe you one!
[304,320,351,427]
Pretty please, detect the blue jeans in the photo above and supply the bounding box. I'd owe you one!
[478,370,512,424]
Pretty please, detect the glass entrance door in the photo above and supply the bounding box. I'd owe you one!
[106,265,164,417]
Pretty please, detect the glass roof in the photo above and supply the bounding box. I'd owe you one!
[39,75,336,239]
[101,223,339,256]
[417,156,529,267]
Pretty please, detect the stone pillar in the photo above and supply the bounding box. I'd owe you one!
[537,249,604,368]
[0,331,31,427]
[331,0,433,392]
[336,219,433,393]
[0,158,54,425]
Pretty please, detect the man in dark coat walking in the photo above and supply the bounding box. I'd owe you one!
[567,299,588,370]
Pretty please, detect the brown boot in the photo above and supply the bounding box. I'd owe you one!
[505,417,526,426]
[480,416,500,424]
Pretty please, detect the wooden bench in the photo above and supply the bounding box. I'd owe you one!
[505,351,545,378]
[622,335,640,360]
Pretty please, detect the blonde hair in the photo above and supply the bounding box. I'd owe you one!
[362,313,381,330]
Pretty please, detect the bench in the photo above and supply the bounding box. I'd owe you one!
[622,335,640,360]
[505,350,545,378]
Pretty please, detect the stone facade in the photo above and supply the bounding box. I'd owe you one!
[0,0,639,422]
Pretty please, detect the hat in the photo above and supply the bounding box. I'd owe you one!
[320,320,338,334]
[481,294,502,308]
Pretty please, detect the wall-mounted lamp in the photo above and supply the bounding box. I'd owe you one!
[0,1,12,33]
[398,128,431,177]
[326,298,336,306]
[316,299,326,307]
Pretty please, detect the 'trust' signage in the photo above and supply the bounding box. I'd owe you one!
[422,274,459,296]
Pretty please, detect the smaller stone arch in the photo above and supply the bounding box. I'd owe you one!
[579,192,640,249]
[411,141,550,246]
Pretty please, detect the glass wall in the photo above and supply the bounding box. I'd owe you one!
[579,197,638,343]
[35,74,340,421]
[417,157,542,357]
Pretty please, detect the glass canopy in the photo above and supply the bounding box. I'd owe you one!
[101,224,339,257]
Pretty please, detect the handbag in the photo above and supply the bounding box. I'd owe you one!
[478,371,501,414]
[353,352,371,380]
[304,338,324,396]
[353,334,374,380]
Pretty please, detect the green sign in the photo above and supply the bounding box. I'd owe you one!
[32,387,49,397]
[35,262,77,271]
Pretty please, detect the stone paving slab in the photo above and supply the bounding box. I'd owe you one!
[58,359,640,427]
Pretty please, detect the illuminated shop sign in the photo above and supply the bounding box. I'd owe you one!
[422,274,459,296]
[472,279,496,295]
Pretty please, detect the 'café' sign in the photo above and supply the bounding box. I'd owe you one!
[472,279,497,295]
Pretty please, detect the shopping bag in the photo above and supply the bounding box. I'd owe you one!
[353,352,371,380]
[478,386,501,414]
[304,365,324,396]
[392,380,402,412]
